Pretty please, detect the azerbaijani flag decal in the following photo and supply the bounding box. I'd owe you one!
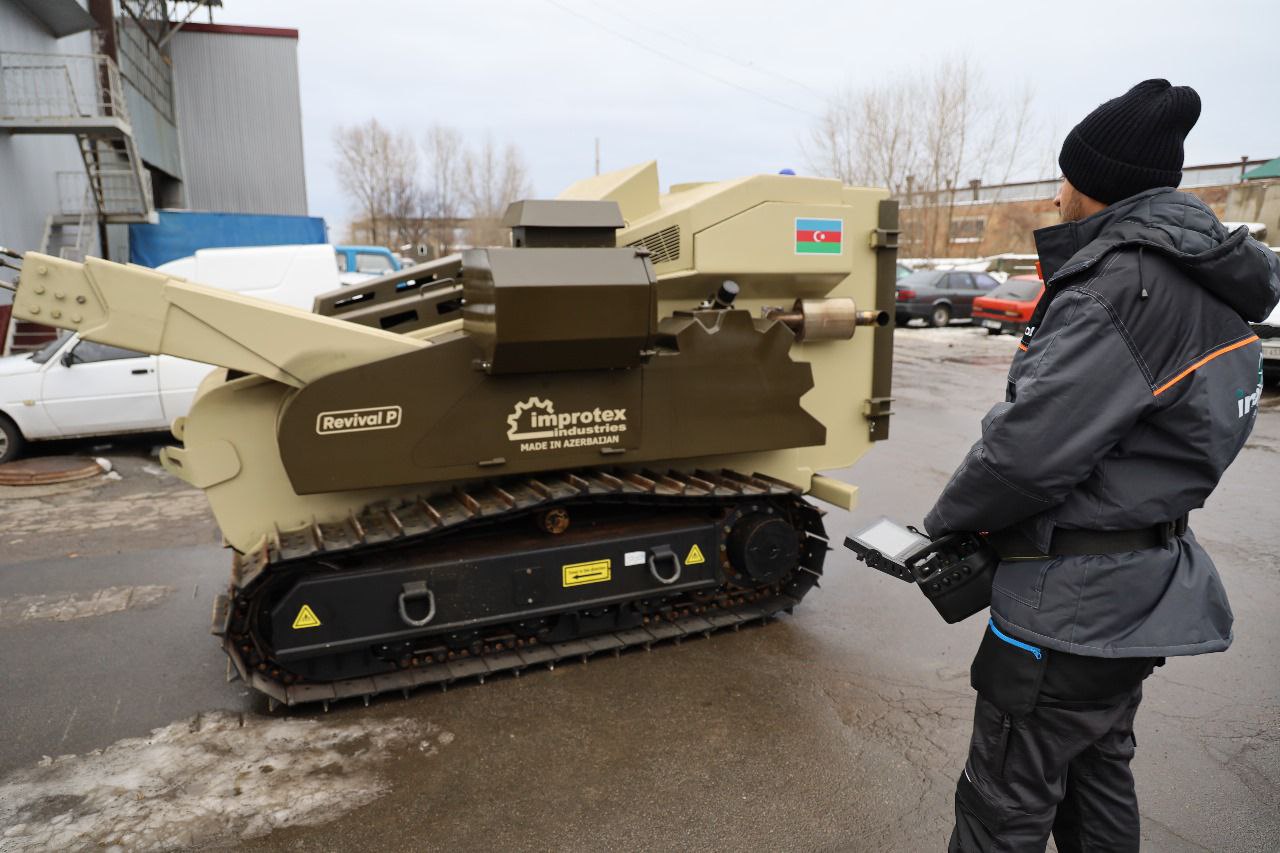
[795,218,843,254]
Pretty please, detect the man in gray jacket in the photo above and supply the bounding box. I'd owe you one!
[926,79,1280,852]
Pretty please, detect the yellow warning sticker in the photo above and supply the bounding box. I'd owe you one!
[685,544,706,565]
[563,559,612,587]
[292,604,322,629]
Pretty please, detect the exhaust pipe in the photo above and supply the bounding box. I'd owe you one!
[765,298,888,341]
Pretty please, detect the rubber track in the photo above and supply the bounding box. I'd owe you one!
[213,468,829,709]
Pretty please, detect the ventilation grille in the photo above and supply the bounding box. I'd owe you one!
[627,225,681,264]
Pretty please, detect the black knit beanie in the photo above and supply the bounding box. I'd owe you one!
[1059,79,1201,204]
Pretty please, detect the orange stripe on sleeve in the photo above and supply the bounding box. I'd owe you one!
[1152,335,1259,396]
[1018,343,1028,352]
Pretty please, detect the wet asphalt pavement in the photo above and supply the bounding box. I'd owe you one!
[0,325,1277,852]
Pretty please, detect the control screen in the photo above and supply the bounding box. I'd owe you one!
[853,518,930,561]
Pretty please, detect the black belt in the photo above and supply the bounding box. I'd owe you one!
[991,515,1188,559]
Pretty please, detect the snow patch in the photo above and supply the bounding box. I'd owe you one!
[0,585,172,627]
[0,711,450,851]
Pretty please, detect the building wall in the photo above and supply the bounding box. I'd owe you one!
[115,17,183,179]
[0,0,95,284]
[1226,180,1280,243]
[169,25,308,216]
[901,181,1244,259]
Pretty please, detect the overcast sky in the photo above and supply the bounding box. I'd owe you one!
[216,0,1278,234]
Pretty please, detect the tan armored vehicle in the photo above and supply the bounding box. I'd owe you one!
[9,162,897,706]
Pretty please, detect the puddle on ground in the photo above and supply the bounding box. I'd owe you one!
[0,711,451,851]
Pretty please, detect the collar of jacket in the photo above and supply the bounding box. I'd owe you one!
[1033,186,1173,284]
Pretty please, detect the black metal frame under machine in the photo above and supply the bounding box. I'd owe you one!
[843,518,998,624]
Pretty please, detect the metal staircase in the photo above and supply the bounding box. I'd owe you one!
[0,50,155,352]
[0,50,155,230]
[41,183,97,261]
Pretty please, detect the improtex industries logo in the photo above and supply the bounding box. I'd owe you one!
[316,405,403,435]
[506,396,627,452]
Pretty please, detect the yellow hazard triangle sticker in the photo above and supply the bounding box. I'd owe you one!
[292,604,322,629]
[685,544,706,565]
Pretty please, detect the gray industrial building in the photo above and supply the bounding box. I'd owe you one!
[0,0,309,350]
[170,23,308,216]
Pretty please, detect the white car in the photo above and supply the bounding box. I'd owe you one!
[0,244,348,464]
[1257,251,1280,386]
[0,334,212,463]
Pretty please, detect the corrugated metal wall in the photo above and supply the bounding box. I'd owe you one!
[169,29,308,215]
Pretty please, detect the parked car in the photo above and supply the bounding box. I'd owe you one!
[334,245,401,285]
[0,333,212,464]
[895,269,1001,327]
[972,274,1044,336]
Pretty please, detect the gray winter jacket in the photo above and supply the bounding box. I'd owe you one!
[924,187,1280,658]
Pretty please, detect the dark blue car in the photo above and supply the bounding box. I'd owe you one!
[895,269,1000,327]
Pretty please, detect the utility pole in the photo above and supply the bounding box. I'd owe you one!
[594,138,600,176]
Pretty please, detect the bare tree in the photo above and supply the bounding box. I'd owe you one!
[804,57,1045,258]
[806,78,920,195]
[422,124,465,258]
[332,119,422,248]
[971,83,1038,255]
[334,121,537,254]
[462,135,533,247]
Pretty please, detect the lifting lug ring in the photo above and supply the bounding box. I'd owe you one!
[649,546,681,585]
[398,580,436,627]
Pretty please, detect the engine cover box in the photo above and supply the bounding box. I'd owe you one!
[462,247,656,374]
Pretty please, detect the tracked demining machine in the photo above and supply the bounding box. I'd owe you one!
[8,162,898,706]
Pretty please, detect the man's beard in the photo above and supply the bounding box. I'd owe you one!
[1060,193,1088,222]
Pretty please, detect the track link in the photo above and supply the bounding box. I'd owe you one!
[214,468,828,708]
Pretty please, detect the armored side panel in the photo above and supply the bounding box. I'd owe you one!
[272,307,821,494]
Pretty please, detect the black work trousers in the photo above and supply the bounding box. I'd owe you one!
[949,627,1159,852]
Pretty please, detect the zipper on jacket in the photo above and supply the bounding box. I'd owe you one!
[989,618,1043,659]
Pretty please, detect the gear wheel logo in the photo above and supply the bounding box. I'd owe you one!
[507,396,557,441]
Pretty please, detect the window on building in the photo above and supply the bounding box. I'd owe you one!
[949,217,986,244]
[899,219,924,247]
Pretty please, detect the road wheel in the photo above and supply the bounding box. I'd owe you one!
[0,416,25,465]
[986,326,1003,336]
[930,304,952,328]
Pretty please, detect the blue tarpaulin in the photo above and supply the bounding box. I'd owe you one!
[128,210,327,268]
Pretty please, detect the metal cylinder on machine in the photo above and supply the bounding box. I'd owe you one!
[766,298,889,342]
[712,280,740,309]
